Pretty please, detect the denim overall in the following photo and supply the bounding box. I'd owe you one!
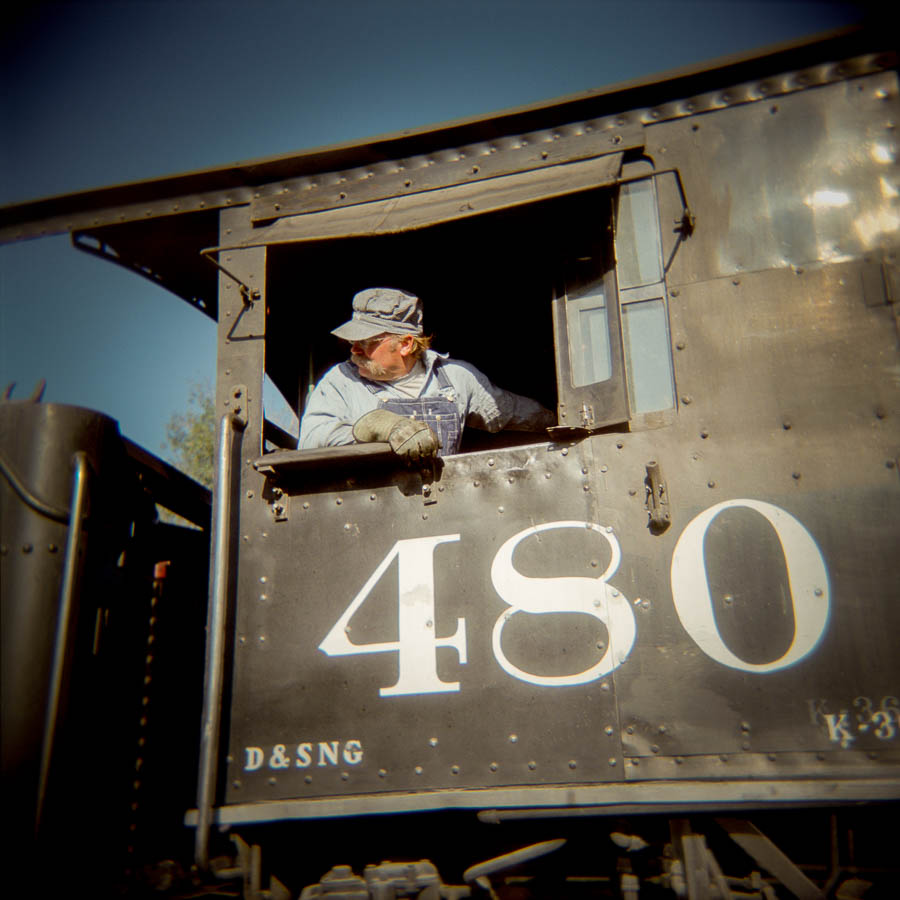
[363,364,462,456]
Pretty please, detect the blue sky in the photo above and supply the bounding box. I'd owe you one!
[0,0,865,456]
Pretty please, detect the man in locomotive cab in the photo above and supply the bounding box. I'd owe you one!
[298,287,554,460]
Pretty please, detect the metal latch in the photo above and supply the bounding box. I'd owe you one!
[644,460,670,533]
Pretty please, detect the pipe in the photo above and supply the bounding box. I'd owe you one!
[36,451,89,831]
[195,412,245,870]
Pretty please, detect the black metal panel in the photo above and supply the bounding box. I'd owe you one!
[608,260,900,767]
[225,441,631,806]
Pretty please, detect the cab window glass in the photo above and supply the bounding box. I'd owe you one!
[616,179,663,289]
[621,297,675,413]
[567,285,611,387]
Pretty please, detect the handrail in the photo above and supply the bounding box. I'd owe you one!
[36,451,89,832]
[194,412,246,870]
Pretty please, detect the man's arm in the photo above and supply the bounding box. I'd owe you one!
[447,361,556,433]
[297,369,358,450]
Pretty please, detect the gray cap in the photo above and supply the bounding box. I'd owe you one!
[331,288,423,341]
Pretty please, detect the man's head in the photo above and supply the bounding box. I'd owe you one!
[332,288,430,381]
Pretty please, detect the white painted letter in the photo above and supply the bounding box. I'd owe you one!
[244,747,264,771]
[343,739,363,765]
[318,741,339,767]
[295,743,312,768]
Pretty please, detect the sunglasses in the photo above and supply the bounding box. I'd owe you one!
[352,334,394,353]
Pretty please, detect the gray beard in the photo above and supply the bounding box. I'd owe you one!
[351,353,391,380]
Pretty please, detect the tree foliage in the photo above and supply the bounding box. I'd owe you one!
[163,381,215,489]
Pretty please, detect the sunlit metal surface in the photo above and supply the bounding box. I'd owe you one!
[659,71,899,281]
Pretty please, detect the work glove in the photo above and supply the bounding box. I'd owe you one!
[353,409,442,462]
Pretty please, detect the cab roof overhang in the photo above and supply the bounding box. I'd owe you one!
[0,25,891,323]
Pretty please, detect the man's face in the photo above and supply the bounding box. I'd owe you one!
[349,333,411,381]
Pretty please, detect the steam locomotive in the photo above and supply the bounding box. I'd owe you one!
[2,26,898,899]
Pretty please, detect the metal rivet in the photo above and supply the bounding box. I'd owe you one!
[792,472,801,480]
[451,765,460,775]
[724,594,734,604]
[604,726,614,736]
[719,754,728,762]
[608,758,617,767]
[498,506,505,513]
[628,488,637,496]
[509,734,518,743]
[490,762,498,772]
[676,341,685,350]
[681,396,692,405]
[528,761,536,770]
[268,777,276,786]
[415,766,423,775]
[658,725,667,734]
[22,543,33,553]
[429,737,438,747]
[259,635,266,642]
[641,600,650,610]
[336,498,343,505]
[600,465,608,473]
[341,771,349,780]
[783,419,792,430]
[568,760,577,769]
[732,278,740,286]
[700,430,709,439]
[601,682,610,691]
[259,575,267,583]
[488,458,495,466]
[814,588,823,597]
[370,494,376,500]
[47,543,58,553]
[616,441,624,449]
[545,472,551,479]
[304,775,312,784]
[259,594,267,602]
[708,480,716,488]
[741,721,751,732]
[473,480,480,487]
[675,756,684,764]
[508,476,514,484]
[303,502,310,509]
[378,768,387,778]
[626,726,634,735]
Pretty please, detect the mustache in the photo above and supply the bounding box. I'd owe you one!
[351,353,389,377]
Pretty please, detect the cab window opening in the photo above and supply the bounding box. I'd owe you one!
[262,180,676,457]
